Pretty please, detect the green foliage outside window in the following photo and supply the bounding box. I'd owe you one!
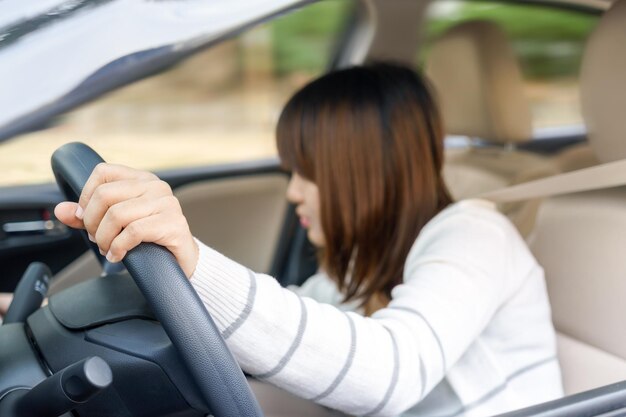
[426,1,598,79]
[271,1,353,76]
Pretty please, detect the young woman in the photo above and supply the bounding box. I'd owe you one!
[53,63,562,416]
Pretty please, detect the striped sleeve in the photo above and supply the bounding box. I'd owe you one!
[189,204,514,416]
[190,240,421,416]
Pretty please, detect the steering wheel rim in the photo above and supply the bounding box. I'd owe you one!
[51,144,109,268]
[51,142,264,417]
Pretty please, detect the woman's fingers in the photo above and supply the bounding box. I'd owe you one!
[0,292,13,316]
[78,163,157,217]
[54,202,86,229]
[94,194,178,254]
[81,179,168,239]
[106,215,166,263]
[106,207,198,277]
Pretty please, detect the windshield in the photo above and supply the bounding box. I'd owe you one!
[0,0,304,142]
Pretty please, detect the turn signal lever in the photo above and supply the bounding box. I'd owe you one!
[3,262,50,324]
[0,356,113,417]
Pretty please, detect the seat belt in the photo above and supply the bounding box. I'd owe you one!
[477,158,626,203]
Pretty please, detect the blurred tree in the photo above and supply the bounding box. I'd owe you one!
[425,0,598,79]
[271,0,353,76]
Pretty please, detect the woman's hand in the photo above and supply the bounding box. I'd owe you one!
[0,292,13,319]
[54,163,199,278]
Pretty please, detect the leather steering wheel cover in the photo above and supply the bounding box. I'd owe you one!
[51,142,264,417]
[51,142,108,265]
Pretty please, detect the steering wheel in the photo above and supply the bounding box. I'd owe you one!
[51,142,264,417]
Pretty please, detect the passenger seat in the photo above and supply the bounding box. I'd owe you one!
[528,0,626,395]
[425,21,558,236]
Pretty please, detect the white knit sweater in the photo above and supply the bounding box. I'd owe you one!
[190,199,563,417]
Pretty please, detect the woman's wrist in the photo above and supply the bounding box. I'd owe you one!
[183,237,200,279]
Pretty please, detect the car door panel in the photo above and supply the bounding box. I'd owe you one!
[0,183,87,292]
[175,174,288,273]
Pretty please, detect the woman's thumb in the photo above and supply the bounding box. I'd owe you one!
[54,201,86,229]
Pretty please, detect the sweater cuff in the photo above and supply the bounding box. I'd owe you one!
[189,238,254,334]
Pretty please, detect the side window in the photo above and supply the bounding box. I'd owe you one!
[0,0,353,186]
[421,0,598,135]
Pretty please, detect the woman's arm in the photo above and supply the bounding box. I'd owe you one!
[190,208,513,417]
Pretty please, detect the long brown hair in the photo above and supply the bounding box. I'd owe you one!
[277,63,452,314]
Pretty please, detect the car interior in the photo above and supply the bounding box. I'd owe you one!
[431,0,626,400]
[527,0,626,394]
[425,19,557,239]
[0,0,625,415]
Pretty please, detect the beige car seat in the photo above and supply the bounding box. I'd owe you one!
[555,142,599,172]
[426,21,559,236]
[528,0,626,395]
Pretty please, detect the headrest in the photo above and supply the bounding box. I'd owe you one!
[425,21,532,144]
[581,0,626,163]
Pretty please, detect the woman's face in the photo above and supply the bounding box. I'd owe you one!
[286,172,325,247]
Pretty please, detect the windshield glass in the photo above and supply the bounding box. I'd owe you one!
[0,0,353,186]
